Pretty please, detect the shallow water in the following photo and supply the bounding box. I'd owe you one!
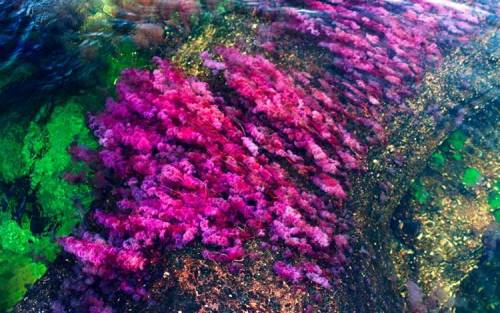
[0,1,498,312]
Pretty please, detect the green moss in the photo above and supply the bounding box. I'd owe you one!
[462,168,481,186]
[412,180,430,205]
[493,210,500,223]
[0,215,34,255]
[488,192,500,210]
[448,130,467,151]
[0,99,98,311]
[0,251,46,311]
[430,152,445,169]
[488,181,500,210]
[105,40,150,89]
[0,212,58,311]
[0,114,31,183]
[451,152,463,161]
[22,101,97,235]
[0,213,58,261]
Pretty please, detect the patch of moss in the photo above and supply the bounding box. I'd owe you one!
[0,115,30,183]
[105,40,150,89]
[412,180,430,205]
[0,216,34,255]
[488,181,500,214]
[0,251,46,311]
[494,210,500,223]
[22,101,97,235]
[448,130,467,151]
[462,168,481,186]
[0,212,58,311]
[430,152,445,169]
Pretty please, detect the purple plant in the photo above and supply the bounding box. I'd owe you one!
[60,58,352,306]
[263,0,495,108]
[204,47,376,198]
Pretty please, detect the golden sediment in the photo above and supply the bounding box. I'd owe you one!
[172,14,260,78]
[391,126,498,311]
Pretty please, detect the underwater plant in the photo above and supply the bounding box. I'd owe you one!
[202,47,380,197]
[59,57,351,308]
[50,0,498,310]
[22,101,97,236]
[0,100,98,311]
[262,0,495,112]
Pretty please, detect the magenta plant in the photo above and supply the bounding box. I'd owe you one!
[264,0,494,106]
[60,58,352,304]
[207,47,377,198]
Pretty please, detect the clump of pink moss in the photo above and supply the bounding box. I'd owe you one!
[263,0,495,108]
[60,57,352,305]
[206,47,378,198]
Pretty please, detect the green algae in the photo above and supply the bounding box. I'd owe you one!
[448,130,467,151]
[494,210,500,223]
[23,101,97,235]
[430,152,446,169]
[105,40,150,89]
[0,124,27,183]
[0,100,97,311]
[452,152,463,161]
[488,194,499,210]
[462,168,481,186]
[0,216,34,255]
[488,181,500,222]
[0,251,46,311]
[0,212,56,311]
[412,180,430,205]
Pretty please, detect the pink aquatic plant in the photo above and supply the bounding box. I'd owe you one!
[60,58,351,303]
[204,47,377,197]
[263,0,496,108]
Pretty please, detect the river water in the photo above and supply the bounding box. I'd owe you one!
[0,1,498,312]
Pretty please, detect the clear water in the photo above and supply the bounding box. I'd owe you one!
[0,1,498,312]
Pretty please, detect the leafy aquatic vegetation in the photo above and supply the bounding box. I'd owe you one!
[48,0,498,311]
[0,120,28,183]
[0,211,58,311]
[411,180,430,205]
[0,99,97,311]
[57,56,353,312]
[22,101,97,235]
